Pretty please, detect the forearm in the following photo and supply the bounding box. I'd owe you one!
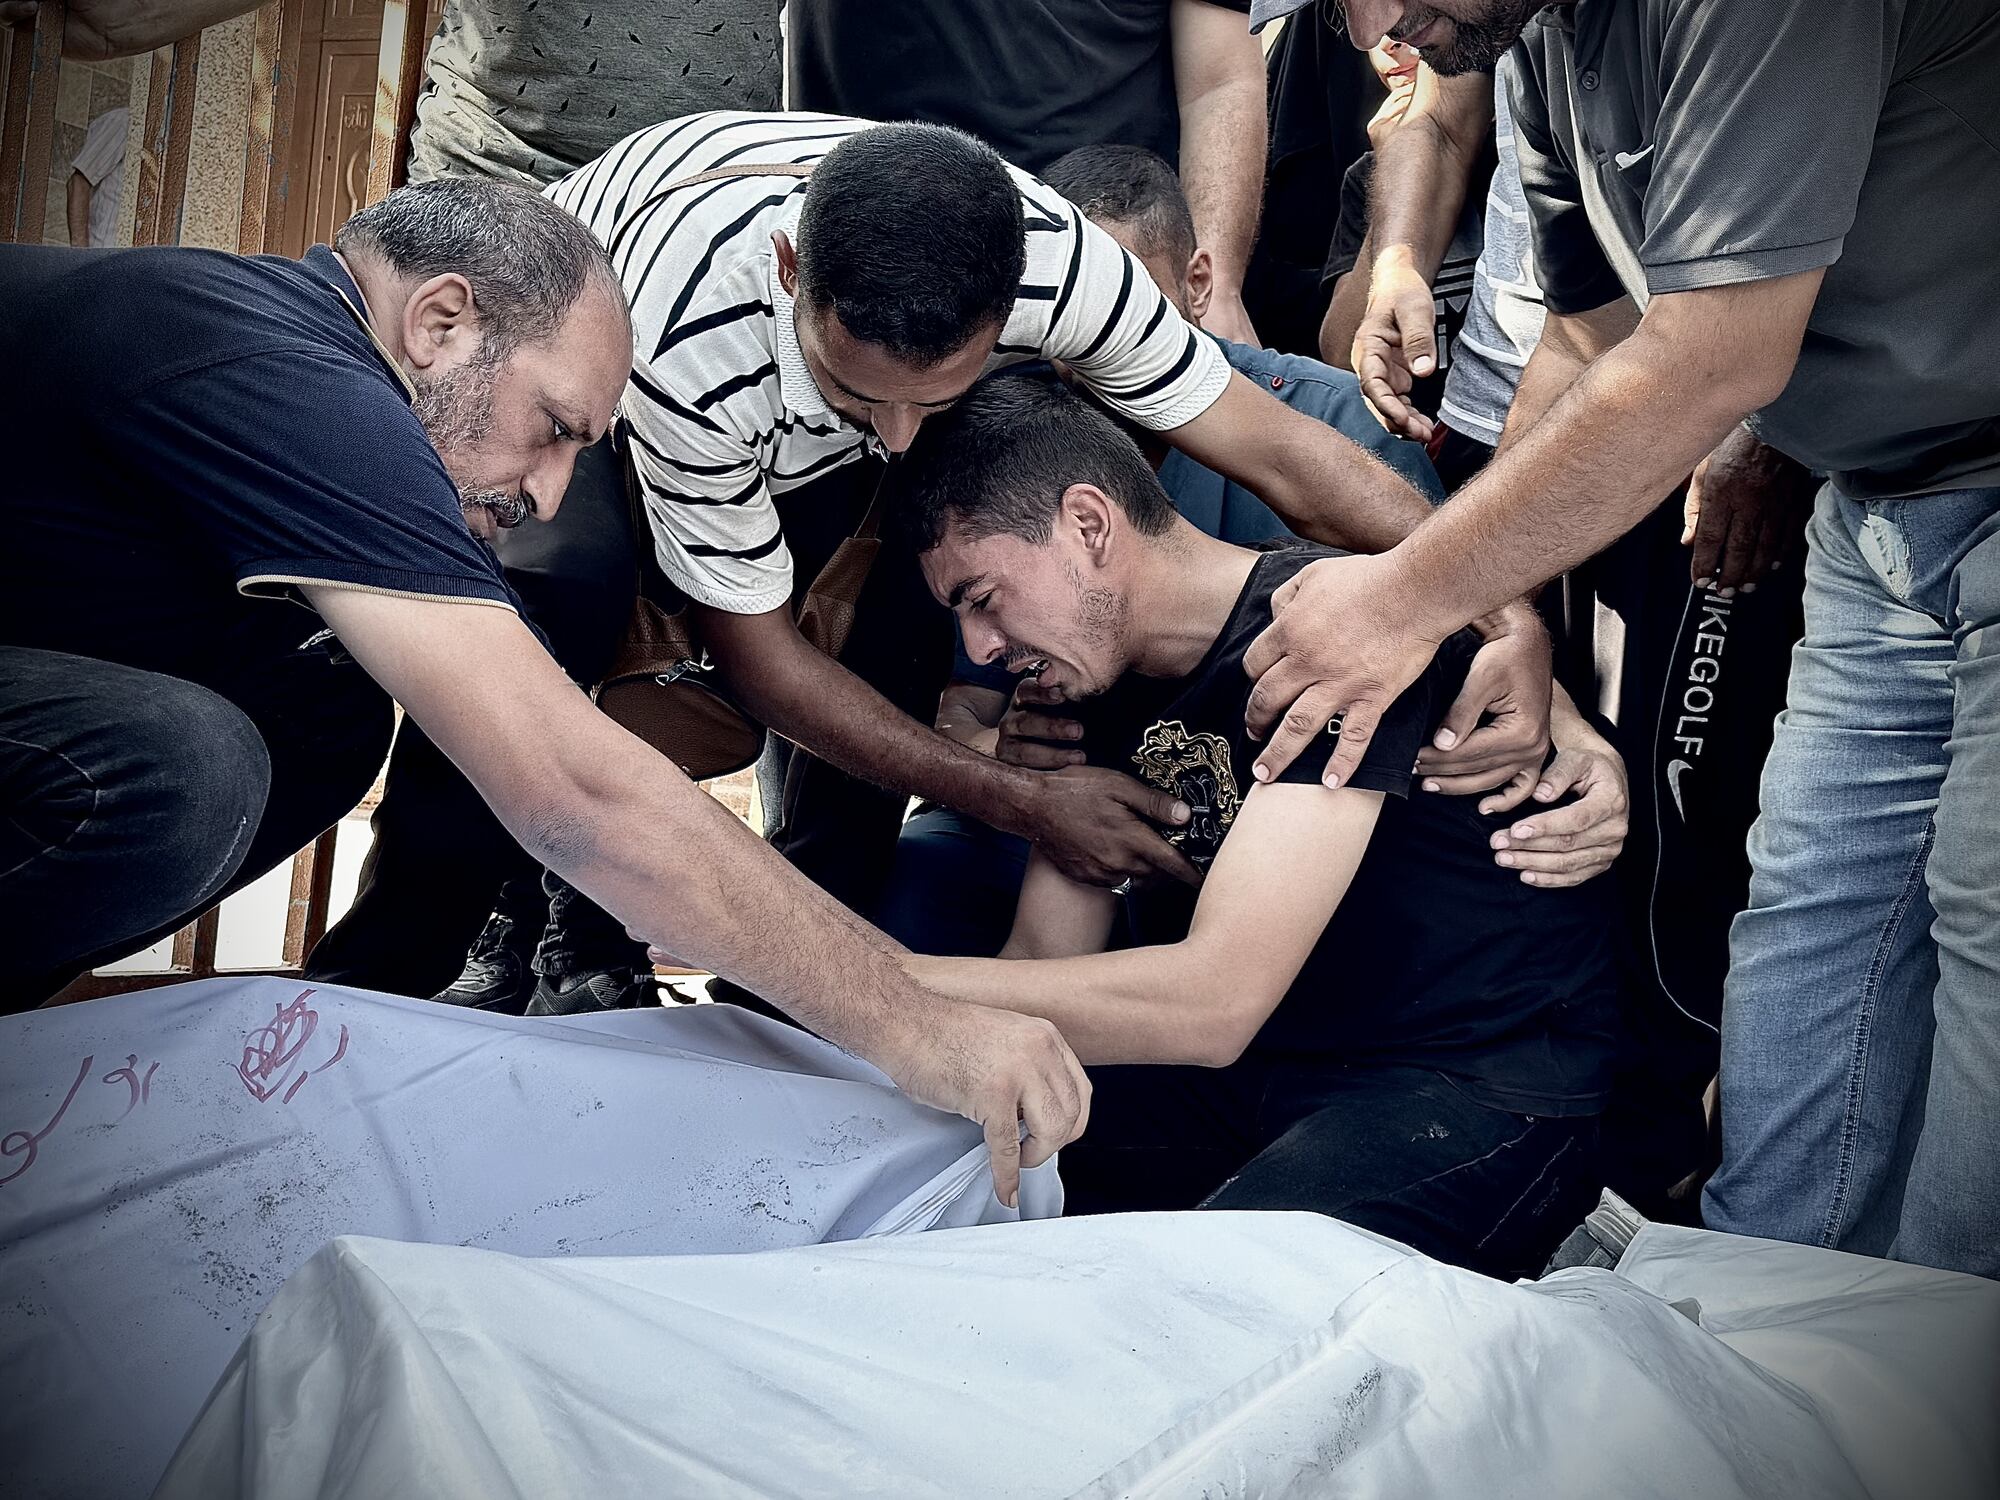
[1368,109,1482,283]
[1199,376,1437,552]
[1271,438,1435,553]
[1173,0,1265,303]
[1405,321,1768,634]
[62,0,258,57]
[908,945,1241,1067]
[1494,332,1589,458]
[1319,260,1371,369]
[1368,67,1490,279]
[65,176,89,246]
[1178,79,1264,301]
[1549,679,1606,751]
[937,713,999,757]
[721,619,1038,832]
[1496,299,1640,457]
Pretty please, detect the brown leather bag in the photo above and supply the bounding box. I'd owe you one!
[595,467,888,781]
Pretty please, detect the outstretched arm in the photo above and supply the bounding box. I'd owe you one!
[1243,269,1824,788]
[909,782,1384,1067]
[306,586,1091,1207]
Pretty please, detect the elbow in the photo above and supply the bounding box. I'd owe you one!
[1186,979,1281,1069]
[1191,1009,1264,1070]
[1630,309,1798,423]
[1730,360,1796,417]
[62,14,154,61]
[514,787,603,884]
[1192,1028,1252,1070]
[501,745,623,885]
[1680,338,1794,417]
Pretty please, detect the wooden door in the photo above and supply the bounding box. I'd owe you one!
[276,0,385,255]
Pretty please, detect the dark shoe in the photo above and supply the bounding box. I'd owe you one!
[525,967,658,1017]
[535,869,656,979]
[431,888,541,1013]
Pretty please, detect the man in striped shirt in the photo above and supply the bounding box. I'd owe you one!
[531,111,1553,1010]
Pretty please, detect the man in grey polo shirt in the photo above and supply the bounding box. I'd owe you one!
[1245,0,2000,1278]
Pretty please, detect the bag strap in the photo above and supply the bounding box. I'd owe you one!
[606,162,813,259]
[663,162,814,191]
[843,461,893,547]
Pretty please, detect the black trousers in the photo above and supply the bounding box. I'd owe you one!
[303,438,639,996]
[1576,497,1806,1217]
[1,640,392,1009]
[758,461,957,920]
[1433,423,1808,1215]
[306,444,954,996]
[1060,1057,1603,1282]
[679,462,961,1024]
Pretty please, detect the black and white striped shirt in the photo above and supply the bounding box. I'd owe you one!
[548,111,1230,614]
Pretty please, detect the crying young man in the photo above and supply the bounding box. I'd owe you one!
[892,375,1628,1279]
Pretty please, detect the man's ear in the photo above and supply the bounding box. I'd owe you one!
[1184,248,1214,324]
[773,230,800,297]
[401,271,477,374]
[1062,483,1119,563]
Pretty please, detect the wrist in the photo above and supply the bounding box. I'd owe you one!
[856,966,944,1081]
[971,758,1042,836]
[1476,597,1547,643]
[1381,551,1462,645]
[1371,242,1424,282]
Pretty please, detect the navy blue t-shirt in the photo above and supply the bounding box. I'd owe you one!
[1074,543,1621,1116]
[0,243,515,697]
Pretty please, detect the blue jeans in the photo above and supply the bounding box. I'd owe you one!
[1703,482,2000,1276]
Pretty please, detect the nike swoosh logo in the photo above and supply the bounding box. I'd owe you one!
[1666,758,1692,820]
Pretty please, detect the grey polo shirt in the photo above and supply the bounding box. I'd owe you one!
[1508,0,2000,500]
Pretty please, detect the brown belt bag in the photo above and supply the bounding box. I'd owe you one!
[594,461,888,781]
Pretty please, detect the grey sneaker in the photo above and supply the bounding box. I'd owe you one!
[432,900,538,1014]
[525,967,658,1017]
[1541,1188,1648,1276]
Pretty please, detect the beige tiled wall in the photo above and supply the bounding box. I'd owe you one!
[180,13,256,252]
[42,54,135,246]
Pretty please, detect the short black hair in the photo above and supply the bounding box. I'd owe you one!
[1041,144,1196,269]
[335,177,625,360]
[795,124,1025,366]
[893,374,1177,554]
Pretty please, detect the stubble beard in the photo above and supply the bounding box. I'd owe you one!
[1378,0,1539,76]
[412,347,525,529]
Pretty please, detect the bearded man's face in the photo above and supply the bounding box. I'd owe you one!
[410,345,527,539]
[1340,0,1545,76]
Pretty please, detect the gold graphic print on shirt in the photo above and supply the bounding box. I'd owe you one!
[1132,720,1242,869]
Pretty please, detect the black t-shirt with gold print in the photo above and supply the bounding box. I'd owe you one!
[1073,543,1621,1116]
